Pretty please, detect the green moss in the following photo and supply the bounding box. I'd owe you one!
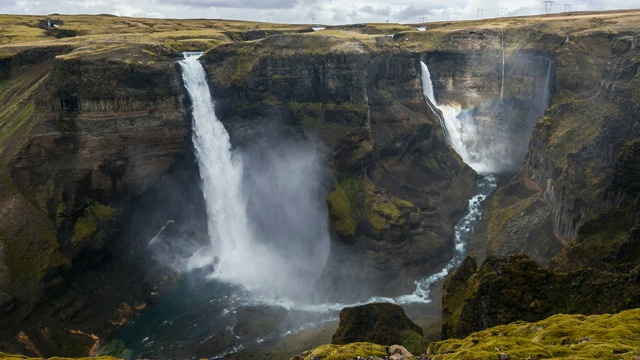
[71,200,121,246]
[551,209,637,272]
[400,329,425,355]
[326,177,369,237]
[3,228,59,287]
[329,176,416,235]
[364,180,413,231]
[429,308,640,360]
[0,189,68,289]
[327,184,357,237]
[72,216,98,244]
[288,102,324,126]
[350,140,372,167]
[304,342,387,360]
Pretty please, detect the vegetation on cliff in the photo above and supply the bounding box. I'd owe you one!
[298,342,387,360]
[300,304,640,360]
[475,10,640,264]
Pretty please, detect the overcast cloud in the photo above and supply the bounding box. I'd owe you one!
[0,0,637,24]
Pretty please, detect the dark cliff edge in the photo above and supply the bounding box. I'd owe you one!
[201,34,476,300]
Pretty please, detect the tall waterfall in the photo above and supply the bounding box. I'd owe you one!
[178,53,330,301]
[179,53,253,273]
[500,29,505,99]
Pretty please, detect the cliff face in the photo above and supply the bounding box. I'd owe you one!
[437,15,640,340]
[476,21,640,264]
[0,44,194,355]
[202,34,477,299]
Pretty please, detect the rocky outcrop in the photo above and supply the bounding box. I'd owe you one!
[202,34,476,300]
[442,209,640,339]
[332,303,423,353]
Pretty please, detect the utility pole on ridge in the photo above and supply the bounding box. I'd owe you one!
[544,1,554,15]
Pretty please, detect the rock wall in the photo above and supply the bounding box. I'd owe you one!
[440,23,640,338]
[442,210,640,339]
[0,45,194,355]
[202,34,477,300]
[476,27,640,264]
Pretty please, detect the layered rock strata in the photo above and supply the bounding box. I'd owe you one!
[202,34,476,299]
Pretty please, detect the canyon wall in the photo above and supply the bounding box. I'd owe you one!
[1,11,639,357]
[439,17,640,338]
[474,22,640,265]
[202,34,477,299]
[0,44,195,355]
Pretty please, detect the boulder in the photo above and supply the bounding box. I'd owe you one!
[332,303,423,353]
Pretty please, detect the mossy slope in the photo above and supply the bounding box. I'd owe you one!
[430,308,640,360]
[297,342,387,360]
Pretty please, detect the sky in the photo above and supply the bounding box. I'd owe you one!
[0,0,637,24]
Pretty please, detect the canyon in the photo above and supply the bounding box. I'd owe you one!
[0,9,638,359]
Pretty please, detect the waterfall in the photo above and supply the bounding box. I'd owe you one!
[500,28,505,99]
[411,59,499,303]
[420,61,488,172]
[178,52,254,276]
[420,62,451,146]
[177,53,330,301]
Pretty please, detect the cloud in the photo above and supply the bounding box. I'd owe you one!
[394,5,430,21]
[0,0,636,23]
[359,5,391,17]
